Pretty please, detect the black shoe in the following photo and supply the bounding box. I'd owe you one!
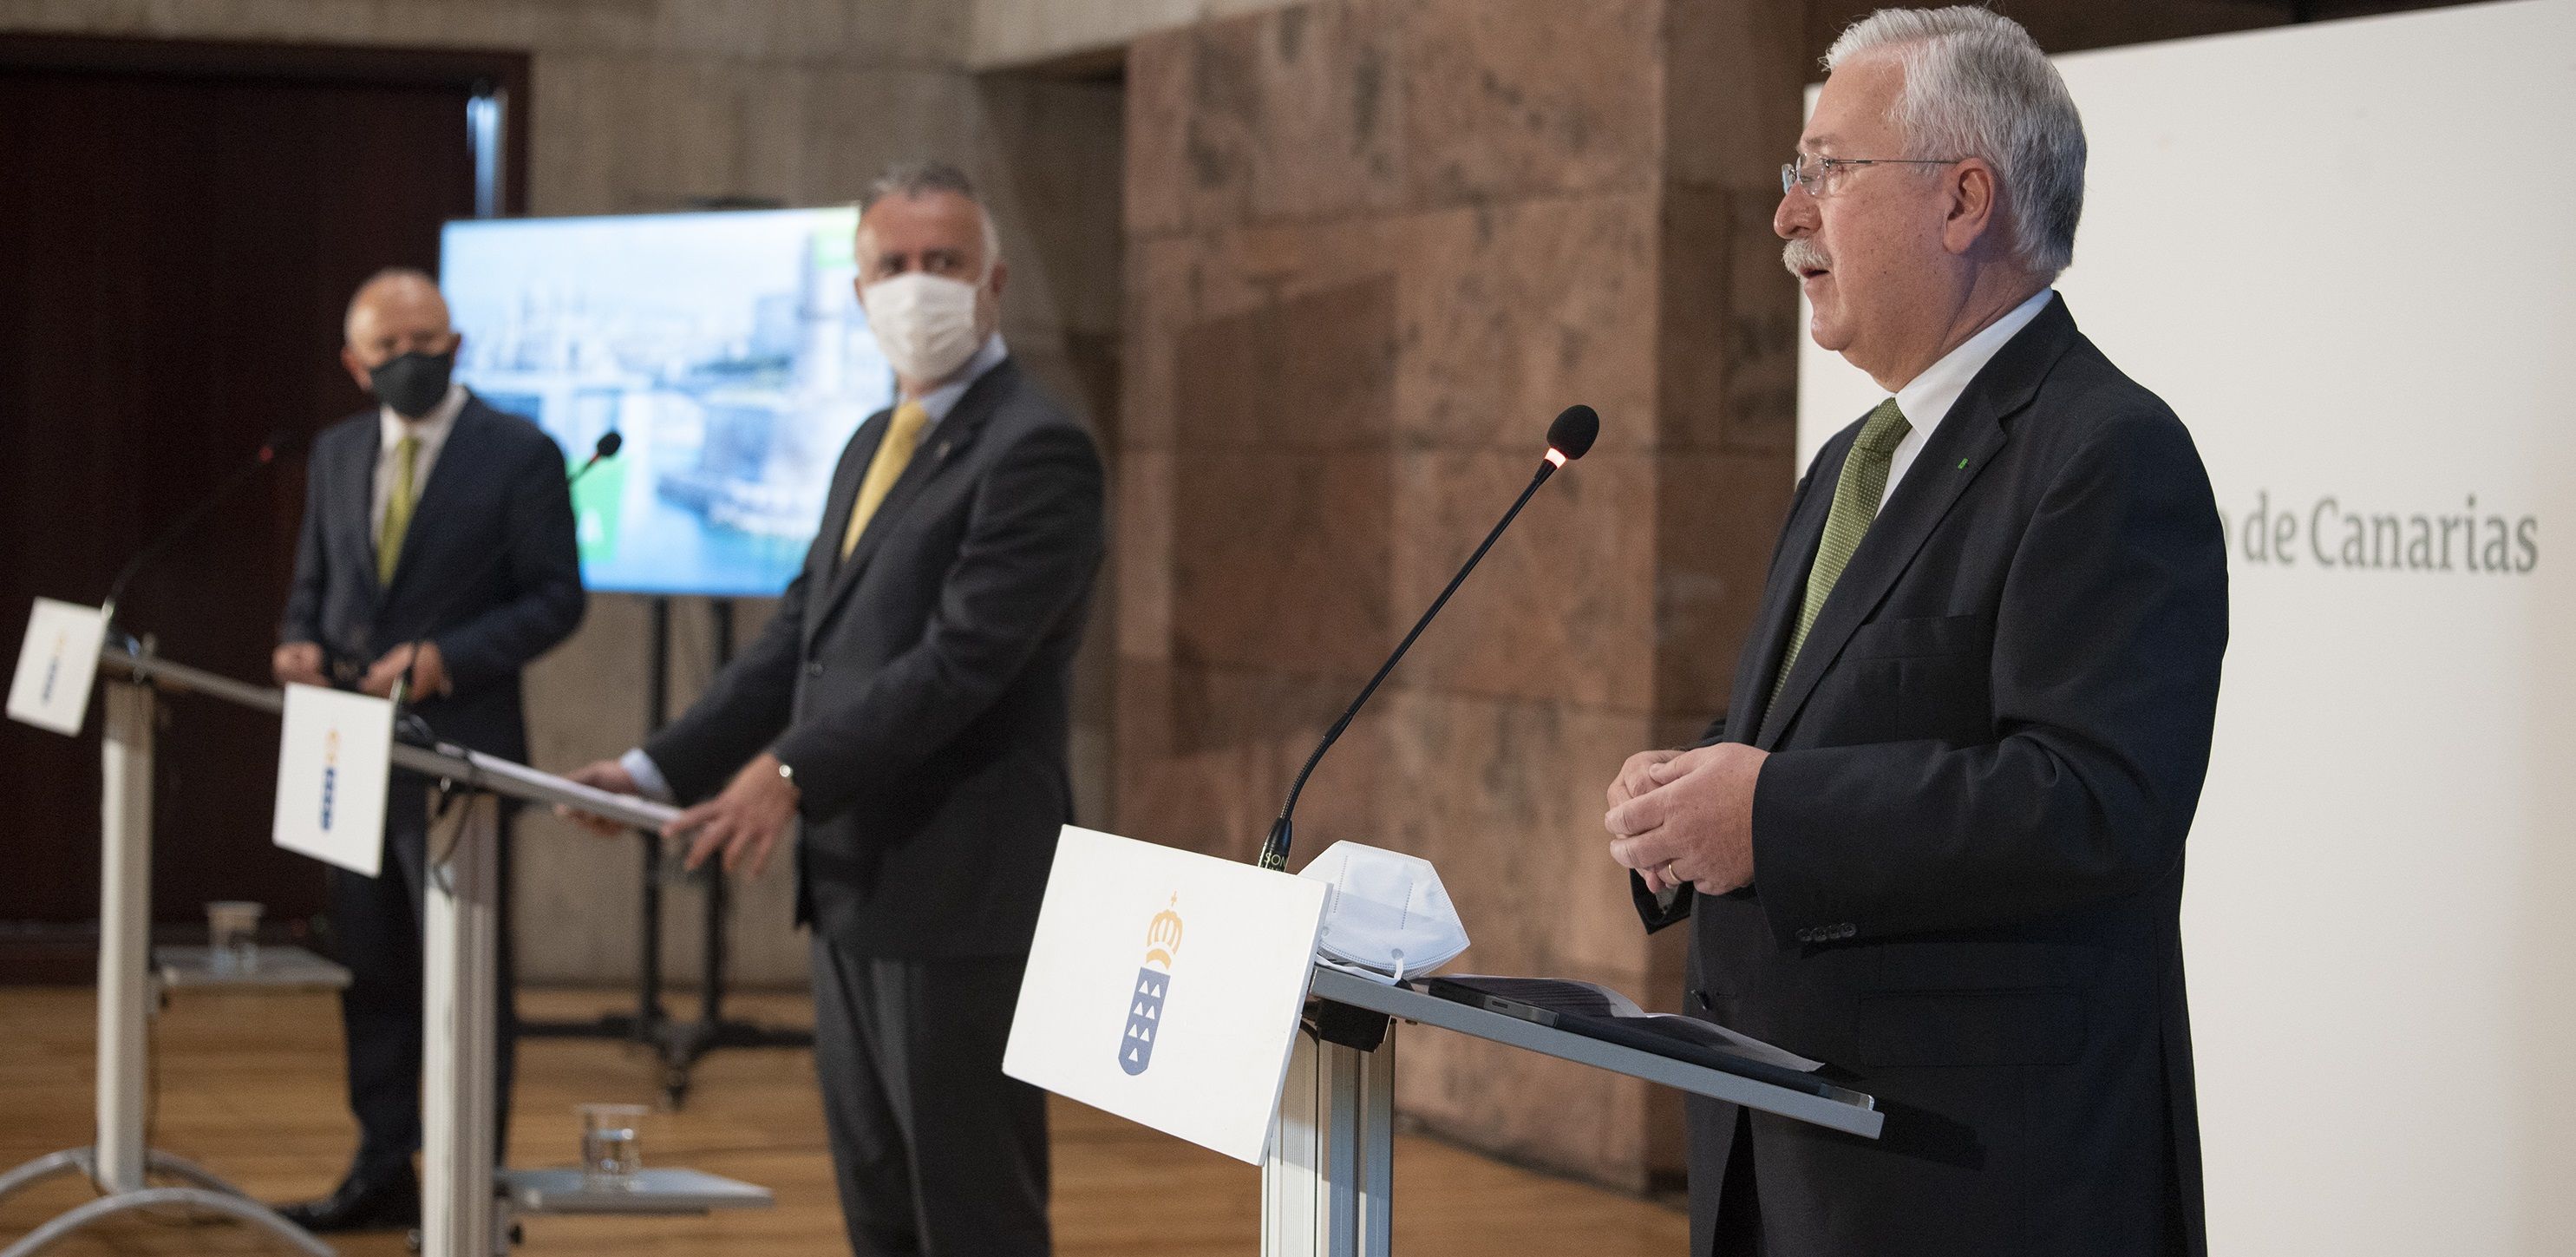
[273,1166,421,1233]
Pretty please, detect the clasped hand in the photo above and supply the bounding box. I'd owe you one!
[1602,743,1769,897]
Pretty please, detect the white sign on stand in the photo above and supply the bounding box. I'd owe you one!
[1004,826,1330,1165]
[271,684,393,877]
[8,599,108,736]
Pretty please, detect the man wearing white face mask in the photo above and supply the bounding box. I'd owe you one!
[565,161,1104,1256]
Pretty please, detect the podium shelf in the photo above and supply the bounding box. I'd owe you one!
[500,1167,774,1215]
[154,945,350,991]
[1307,966,1883,1140]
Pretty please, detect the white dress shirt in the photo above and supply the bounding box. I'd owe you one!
[374,383,470,535]
[1878,287,2054,509]
[617,332,1012,803]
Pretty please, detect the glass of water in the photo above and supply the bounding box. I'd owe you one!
[205,901,262,974]
[578,1103,649,1190]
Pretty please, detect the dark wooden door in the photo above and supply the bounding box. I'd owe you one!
[0,37,526,972]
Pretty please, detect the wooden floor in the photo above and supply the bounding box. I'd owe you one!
[0,985,1689,1254]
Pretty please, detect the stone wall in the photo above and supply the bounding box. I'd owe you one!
[1117,0,1698,1189]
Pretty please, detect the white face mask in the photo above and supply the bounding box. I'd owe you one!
[1298,841,1471,985]
[863,270,984,384]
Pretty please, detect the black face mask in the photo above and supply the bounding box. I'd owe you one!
[369,349,454,419]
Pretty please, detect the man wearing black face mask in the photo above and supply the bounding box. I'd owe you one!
[271,266,585,1232]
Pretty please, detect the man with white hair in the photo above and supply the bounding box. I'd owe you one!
[1601,9,2226,1254]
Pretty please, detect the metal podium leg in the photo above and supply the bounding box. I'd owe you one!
[95,681,152,1194]
[1263,1021,1395,1257]
[422,792,502,1257]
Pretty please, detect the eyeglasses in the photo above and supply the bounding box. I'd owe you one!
[1781,153,1965,197]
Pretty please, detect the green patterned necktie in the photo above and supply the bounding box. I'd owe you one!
[1769,398,1912,702]
[378,434,420,586]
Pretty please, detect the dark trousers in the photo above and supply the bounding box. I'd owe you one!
[810,936,1050,1257]
[326,780,516,1177]
[1710,1110,1766,1257]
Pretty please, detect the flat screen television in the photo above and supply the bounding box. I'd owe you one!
[440,207,893,598]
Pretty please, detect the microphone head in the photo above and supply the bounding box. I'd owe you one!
[595,430,624,459]
[1546,405,1599,461]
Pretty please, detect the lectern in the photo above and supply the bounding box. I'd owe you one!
[1002,825,1881,1257]
[0,642,769,1257]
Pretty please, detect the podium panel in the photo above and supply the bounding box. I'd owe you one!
[1004,826,1330,1164]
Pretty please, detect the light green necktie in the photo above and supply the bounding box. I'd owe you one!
[1769,398,1911,702]
[378,434,420,586]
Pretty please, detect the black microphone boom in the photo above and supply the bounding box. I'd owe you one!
[101,429,303,640]
[1255,404,1599,871]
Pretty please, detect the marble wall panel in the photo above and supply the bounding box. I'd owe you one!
[1173,274,1399,450]
[1113,659,1385,861]
[1121,23,1201,240]
[1395,193,1661,454]
[1170,447,1392,677]
[1121,1,1403,235]
[1115,448,1176,659]
[1238,0,1406,223]
[1664,0,1816,193]
[1370,690,1657,979]
[1657,185,1801,455]
[1388,448,1656,711]
[1399,0,1664,208]
[1652,451,1800,725]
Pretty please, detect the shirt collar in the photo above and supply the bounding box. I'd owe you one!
[1891,287,2054,436]
[379,383,469,450]
[906,333,1009,426]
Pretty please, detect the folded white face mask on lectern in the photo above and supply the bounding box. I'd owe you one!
[1297,841,1470,985]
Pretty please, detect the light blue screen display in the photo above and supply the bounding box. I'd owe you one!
[441,208,893,598]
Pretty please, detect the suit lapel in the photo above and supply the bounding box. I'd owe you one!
[1726,462,1837,743]
[379,401,488,603]
[805,360,1017,648]
[801,408,890,642]
[343,417,388,605]
[1754,296,2078,749]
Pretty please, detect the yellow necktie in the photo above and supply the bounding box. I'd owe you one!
[378,434,420,585]
[840,401,930,560]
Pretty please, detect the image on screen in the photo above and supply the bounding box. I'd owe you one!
[440,207,894,598]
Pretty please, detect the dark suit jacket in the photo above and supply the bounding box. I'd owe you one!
[280,394,586,764]
[1640,296,2227,1257]
[644,358,1105,960]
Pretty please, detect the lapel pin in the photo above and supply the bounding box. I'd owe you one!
[1956,457,1968,469]
[936,440,952,462]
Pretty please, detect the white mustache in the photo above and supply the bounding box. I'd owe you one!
[1782,239,1831,278]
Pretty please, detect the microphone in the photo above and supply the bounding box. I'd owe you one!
[101,429,303,645]
[382,429,619,720]
[1255,404,1599,872]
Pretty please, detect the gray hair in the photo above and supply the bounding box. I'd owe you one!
[859,160,1003,267]
[1826,7,2085,278]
